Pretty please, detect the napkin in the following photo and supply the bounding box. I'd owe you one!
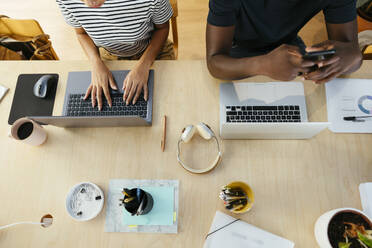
[359,183,372,219]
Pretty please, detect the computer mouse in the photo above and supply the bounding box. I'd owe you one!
[33,75,54,98]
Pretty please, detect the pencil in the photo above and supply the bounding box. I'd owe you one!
[161,115,167,152]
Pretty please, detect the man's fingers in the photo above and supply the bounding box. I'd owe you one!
[103,85,112,107]
[317,56,340,68]
[143,83,148,101]
[109,74,118,90]
[305,62,339,81]
[97,87,103,110]
[288,49,302,58]
[84,85,93,100]
[315,71,341,84]
[126,83,137,105]
[298,66,314,74]
[300,60,316,68]
[315,63,341,81]
[306,42,334,52]
[91,85,97,108]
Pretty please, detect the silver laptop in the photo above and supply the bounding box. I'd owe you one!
[30,70,153,127]
[220,82,329,139]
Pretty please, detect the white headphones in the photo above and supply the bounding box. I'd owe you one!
[177,123,222,174]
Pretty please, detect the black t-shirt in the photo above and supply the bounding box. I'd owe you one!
[207,0,356,58]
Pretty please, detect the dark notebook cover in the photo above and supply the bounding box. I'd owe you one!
[8,74,58,124]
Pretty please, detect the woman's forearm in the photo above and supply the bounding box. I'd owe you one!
[137,22,170,69]
[75,29,102,64]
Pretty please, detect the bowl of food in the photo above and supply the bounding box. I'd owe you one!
[314,208,372,248]
[66,182,104,221]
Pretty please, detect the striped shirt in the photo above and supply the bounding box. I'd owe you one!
[56,0,173,57]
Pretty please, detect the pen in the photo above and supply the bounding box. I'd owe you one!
[124,197,135,203]
[136,198,145,216]
[344,116,372,122]
[122,188,132,197]
[161,115,167,152]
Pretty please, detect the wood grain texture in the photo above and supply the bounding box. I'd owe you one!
[0,60,371,248]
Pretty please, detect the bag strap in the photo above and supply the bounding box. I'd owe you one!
[30,34,54,60]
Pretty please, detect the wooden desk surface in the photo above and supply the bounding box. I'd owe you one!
[0,60,371,247]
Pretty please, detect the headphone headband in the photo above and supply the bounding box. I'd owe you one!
[177,123,222,174]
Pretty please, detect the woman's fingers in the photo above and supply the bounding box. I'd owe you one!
[143,83,148,101]
[84,84,93,100]
[102,84,112,108]
[132,85,143,105]
[123,79,132,102]
[97,86,103,110]
[91,85,97,108]
[126,83,138,105]
[109,74,118,90]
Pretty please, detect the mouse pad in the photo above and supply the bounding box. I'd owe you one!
[8,74,58,125]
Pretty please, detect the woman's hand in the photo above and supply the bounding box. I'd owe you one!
[84,60,118,110]
[122,62,150,105]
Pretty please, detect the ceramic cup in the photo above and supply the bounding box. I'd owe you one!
[314,207,372,248]
[10,117,47,146]
[124,188,154,216]
[225,181,255,214]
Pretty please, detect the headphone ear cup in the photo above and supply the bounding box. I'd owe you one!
[196,122,214,140]
[181,125,196,143]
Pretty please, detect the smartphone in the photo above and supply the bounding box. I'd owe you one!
[302,49,336,61]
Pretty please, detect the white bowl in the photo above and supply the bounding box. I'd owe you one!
[314,208,372,248]
[66,182,104,221]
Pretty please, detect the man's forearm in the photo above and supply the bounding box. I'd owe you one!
[344,42,363,74]
[207,53,268,80]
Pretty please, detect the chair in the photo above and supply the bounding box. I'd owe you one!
[0,15,59,60]
[362,45,372,59]
[169,0,179,59]
[357,15,372,60]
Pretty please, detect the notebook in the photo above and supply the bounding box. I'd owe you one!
[204,211,294,248]
[122,186,174,226]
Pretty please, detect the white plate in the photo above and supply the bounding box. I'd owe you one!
[66,182,104,221]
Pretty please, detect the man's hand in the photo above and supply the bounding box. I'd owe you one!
[264,44,316,81]
[84,60,118,110]
[303,40,362,84]
[122,63,149,105]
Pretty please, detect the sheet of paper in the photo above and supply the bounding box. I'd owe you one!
[0,84,9,102]
[325,78,372,133]
[203,211,294,248]
[359,183,372,219]
[233,82,304,104]
[122,186,174,226]
[105,179,179,233]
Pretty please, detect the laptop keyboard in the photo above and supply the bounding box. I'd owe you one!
[226,105,301,123]
[66,93,147,118]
